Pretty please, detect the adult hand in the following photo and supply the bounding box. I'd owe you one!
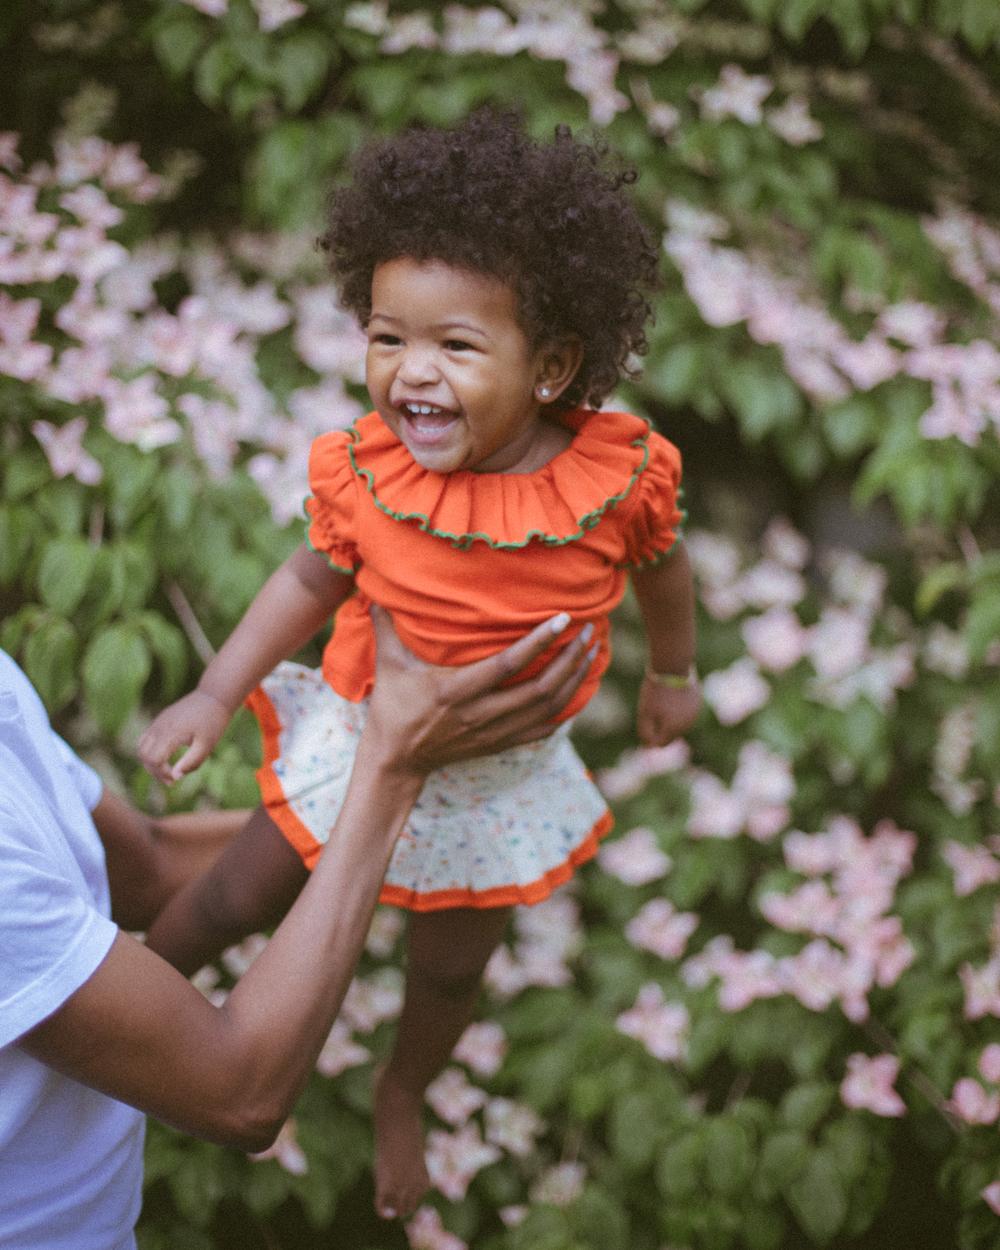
[366,608,594,775]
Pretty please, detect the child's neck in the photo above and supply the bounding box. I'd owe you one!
[484,415,574,476]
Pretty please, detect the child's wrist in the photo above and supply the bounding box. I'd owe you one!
[644,663,698,689]
[194,683,238,716]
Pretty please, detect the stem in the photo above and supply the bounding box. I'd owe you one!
[165,580,216,666]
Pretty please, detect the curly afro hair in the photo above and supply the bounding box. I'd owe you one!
[320,108,660,411]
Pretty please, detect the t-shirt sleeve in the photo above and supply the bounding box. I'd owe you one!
[620,430,685,568]
[0,821,118,1047]
[304,431,360,574]
[52,734,103,812]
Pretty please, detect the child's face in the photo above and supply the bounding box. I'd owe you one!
[365,258,551,474]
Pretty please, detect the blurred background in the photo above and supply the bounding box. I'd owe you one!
[2,2,999,1248]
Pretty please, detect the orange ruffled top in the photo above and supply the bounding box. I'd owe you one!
[305,407,683,722]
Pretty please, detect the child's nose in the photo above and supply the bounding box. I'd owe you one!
[397,346,441,385]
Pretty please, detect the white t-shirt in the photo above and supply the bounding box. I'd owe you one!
[0,651,145,1250]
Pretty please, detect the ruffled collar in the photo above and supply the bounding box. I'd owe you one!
[346,408,651,550]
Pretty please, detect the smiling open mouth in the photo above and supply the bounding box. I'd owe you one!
[400,402,458,440]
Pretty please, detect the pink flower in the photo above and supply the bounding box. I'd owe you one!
[484,1097,544,1157]
[878,301,945,348]
[687,771,744,839]
[717,949,783,1011]
[840,1053,906,1117]
[252,0,307,31]
[807,608,870,681]
[766,95,822,145]
[832,337,900,390]
[702,658,770,725]
[425,1068,487,1127]
[453,1021,507,1078]
[248,1117,309,1173]
[979,1044,1000,1084]
[598,826,672,885]
[960,958,1000,1020]
[102,374,180,450]
[982,1181,1000,1217]
[426,1123,501,1201]
[948,1078,1000,1125]
[365,906,404,958]
[742,607,808,672]
[529,1161,586,1207]
[625,899,699,960]
[59,184,124,230]
[615,983,689,1062]
[340,970,404,1033]
[31,417,103,485]
[181,0,228,14]
[760,881,839,936]
[700,64,773,124]
[942,841,1000,896]
[315,1021,370,1078]
[405,1206,467,1250]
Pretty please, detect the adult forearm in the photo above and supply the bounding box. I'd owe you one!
[208,745,422,1143]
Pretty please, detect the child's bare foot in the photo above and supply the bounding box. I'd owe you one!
[373,1065,431,1220]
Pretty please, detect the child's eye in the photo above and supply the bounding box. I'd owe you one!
[370,332,402,346]
[444,339,475,352]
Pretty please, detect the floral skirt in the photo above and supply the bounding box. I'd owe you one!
[248,662,613,912]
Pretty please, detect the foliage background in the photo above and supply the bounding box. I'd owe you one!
[2,1,1000,1247]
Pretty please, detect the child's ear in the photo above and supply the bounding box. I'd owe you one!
[534,336,583,404]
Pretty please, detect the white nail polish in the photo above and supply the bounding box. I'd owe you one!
[550,612,571,633]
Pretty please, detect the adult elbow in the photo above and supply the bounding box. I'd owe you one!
[200,1102,286,1152]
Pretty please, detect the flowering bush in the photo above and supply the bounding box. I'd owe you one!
[3,1,999,1247]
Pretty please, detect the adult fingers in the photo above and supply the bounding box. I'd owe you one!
[448,612,573,698]
[452,633,596,753]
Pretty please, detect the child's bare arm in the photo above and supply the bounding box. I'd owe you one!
[140,545,354,782]
[630,540,701,746]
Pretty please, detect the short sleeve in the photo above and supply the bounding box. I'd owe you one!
[620,431,685,568]
[0,821,117,1046]
[53,734,103,812]
[304,431,360,574]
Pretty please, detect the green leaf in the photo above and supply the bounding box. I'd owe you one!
[82,624,152,735]
[916,562,966,615]
[0,504,36,585]
[609,1089,663,1171]
[656,1131,703,1198]
[24,617,79,712]
[703,1117,754,1194]
[965,585,1000,663]
[780,1081,834,1132]
[38,536,98,617]
[785,1146,849,1243]
[136,611,190,700]
[645,341,707,404]
[3,451,50,501]
[151,11,205,76]
[823,396,877,458]
[195,41,241,105]
[778,0,827,39]
[271,33,330,112]
[719,357,802,440]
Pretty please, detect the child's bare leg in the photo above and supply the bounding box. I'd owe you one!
[374,905,512,1219]
[144,805,308,976]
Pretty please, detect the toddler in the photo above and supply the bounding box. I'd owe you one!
[140,109,700,1220]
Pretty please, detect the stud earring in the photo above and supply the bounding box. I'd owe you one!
[538,385,551,399]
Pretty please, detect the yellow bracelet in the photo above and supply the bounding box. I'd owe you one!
[644,664,697,689]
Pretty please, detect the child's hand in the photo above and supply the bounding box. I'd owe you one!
[138,691,232,784]
[637,673,701,747]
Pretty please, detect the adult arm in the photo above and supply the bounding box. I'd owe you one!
[139,544,354,782]
[92,793,250,932]
[18,611,590,1151]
